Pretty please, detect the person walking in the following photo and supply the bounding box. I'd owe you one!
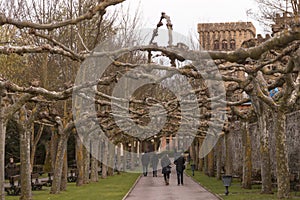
[5,157,17,179]
[174,152,186,185]
[161,154,171,185]
[151,152,159,177]
[141,151,150,176]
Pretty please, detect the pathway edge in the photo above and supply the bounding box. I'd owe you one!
[184,171,223,200]
[122,174,142,200]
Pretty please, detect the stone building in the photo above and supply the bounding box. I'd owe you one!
[272,12,300,35]
[198,22,256,51]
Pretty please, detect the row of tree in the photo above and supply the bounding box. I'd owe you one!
[0,0,299,200]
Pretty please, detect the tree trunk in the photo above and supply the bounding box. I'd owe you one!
[198,138,204,171]
[60,152,68,191]
[190,140,196,165]
[224,132,233,175]
[50,130,59,171]
[101,140,108,179]
[30,124,44,172]
[0,107,7,200]
[43,141,52,173]
[258,112,273,194]
[242,122,252,189]
[274,110,290,199]
[130,140,135,170]
[107,142,115,176]
[216,137,222,180]
[207,147,215,177]
[83,142,90,184]
[195,139,199,170]
[116,143,121,174]
[19,128,32,200]
[50,134,69,194]
[90,139,99,182]
[204,155,208,176]
[123,143,127,172]
[76,135,84,186]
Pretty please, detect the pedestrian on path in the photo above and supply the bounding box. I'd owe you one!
[174,152,185,185]
[161,154,171,185]
[141,151,150,176]
[150,152,159,177]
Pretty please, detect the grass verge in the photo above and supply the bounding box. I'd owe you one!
[186,169,300,200]
[6,172,140,200]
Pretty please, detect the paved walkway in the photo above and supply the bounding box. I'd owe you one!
[124,167,220,200]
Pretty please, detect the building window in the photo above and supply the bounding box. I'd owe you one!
[213,40,220,50]
[230,39,236,50]
[222,40,228,50]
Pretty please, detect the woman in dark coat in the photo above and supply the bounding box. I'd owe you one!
[161,154,171,185]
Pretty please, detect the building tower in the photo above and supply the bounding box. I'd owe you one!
[198,22,256,51]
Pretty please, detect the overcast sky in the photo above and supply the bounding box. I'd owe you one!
[116,0,264,36]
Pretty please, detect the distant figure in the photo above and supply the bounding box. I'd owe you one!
[141,152,150,176]
[161,154,171,185]
[5,157,17,179]
[151,152,159,177]
[174,153,186,185]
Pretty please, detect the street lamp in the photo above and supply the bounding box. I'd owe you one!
[222,175,232,196]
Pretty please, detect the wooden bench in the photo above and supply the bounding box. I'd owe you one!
[290,173,300,192]
[31,173,44,190]
[41,172,53,187]
[5,175,21,195]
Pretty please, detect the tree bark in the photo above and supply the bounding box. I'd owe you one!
[50,133,69,194]
[195,139,199,170]
[216,137,223,180]
[76,135,84,186]
[122,143,127,172]
[30,124,44,172]
[274,110,290,199]
[242,122,252,189]
[0,99,7,200]
[224,132,233,175]
[107,142,115,176]
[90,139,99,182]
[116,143,121,174]
[190,140,196,166]
[207,147,215,177]
[60,152,68,191]
[101,140,108,179]
[198,138,204,171]
[83,141,90,184]
[43,141,52,173]
[258,112,273,194]
[19,128,32,200]
[130,140,135,170]
[50,130,59,172]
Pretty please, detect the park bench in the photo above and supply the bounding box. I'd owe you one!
[41,172,53,187]
[290,173,300,193]
[31,173,44,190]
[67,169,78,182]
[5,175,21,196]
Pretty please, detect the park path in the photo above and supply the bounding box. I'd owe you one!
[123,167,220,200]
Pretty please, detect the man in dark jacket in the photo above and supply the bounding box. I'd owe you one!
[174,153,185,185]
[141,152,150,176]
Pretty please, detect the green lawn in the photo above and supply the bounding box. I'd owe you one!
[6,172,140,200]
[186,169,300,200]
